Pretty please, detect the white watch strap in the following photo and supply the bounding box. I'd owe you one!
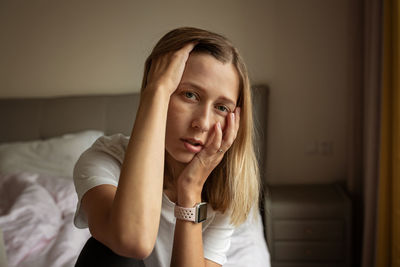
[174,205,196,222]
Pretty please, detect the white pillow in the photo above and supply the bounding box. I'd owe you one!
[0,130,104,178]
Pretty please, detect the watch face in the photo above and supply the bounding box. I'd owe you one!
[196,203,207,223]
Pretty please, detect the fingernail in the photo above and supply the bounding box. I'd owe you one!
[217,122,221,129]
[231,112,235,120]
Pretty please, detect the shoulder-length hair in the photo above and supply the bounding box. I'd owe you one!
[141,27,260,226]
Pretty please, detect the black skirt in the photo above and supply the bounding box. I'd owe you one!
[75,236,145,267]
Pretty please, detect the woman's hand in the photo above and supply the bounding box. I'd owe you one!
[146,43,196,96]
[176,107,241,207]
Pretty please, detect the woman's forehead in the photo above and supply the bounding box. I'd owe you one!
[180,53,240,102]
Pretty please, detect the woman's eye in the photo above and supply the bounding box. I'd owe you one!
[216,105,229,112]
[184,92,197,100]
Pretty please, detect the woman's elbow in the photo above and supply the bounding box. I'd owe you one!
[111,231,155,259]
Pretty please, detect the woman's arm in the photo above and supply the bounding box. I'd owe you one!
[170,107,241,267]
[172,220,221,267]
[81,43,196,259]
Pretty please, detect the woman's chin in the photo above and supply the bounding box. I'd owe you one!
[175,153,196,164]
[165,148,196,166]
[169,152,196,164]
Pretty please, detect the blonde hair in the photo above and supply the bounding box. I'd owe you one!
[141,27,260,226]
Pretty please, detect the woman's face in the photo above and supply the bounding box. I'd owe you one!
[165,52,240,170]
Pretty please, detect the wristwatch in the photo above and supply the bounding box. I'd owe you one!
[174,202,208,223]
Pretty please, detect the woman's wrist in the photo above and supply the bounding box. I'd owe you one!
[142,84,173,100]
[176,190,202,208]
[176,173,205,207]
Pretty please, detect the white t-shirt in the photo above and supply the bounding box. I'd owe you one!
[73,133,235,266]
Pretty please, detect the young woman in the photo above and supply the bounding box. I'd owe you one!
[73,27,260,267]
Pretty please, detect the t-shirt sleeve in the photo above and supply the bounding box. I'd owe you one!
[203,211,235,265]
[72,134,127,229]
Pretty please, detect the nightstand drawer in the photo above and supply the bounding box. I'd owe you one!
[273,220,343,241]
[274,241,344,261]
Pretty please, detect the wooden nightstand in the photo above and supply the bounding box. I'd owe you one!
[264,184,352,267]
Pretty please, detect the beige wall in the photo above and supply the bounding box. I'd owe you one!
[0,0,357,185]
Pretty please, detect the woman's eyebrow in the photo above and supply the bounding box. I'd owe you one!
[180,82,237,106]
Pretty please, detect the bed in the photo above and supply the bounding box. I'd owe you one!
[0,85,270,267]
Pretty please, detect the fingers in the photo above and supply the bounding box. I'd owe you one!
[220,107,240,152]
[202,107,241,157]
[210,122,224,152]
[182,107,240,189]
[146,42,197,94]
[174,42,197,58]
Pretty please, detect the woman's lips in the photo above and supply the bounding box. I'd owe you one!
[182,140,203,153]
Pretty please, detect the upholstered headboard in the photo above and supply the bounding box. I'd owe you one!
[0,85,269,181]
[0,93,140,142]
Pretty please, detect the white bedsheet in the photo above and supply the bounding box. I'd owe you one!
[0,172,90,267]
[0,171,270,267]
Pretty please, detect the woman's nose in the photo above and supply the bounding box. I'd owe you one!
[191,106,212,133]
